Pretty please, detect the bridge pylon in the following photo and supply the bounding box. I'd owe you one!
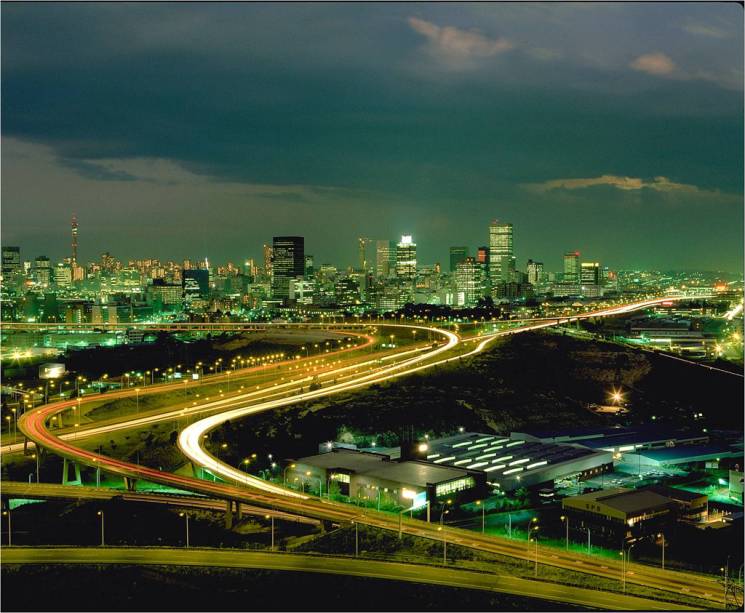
[62,458,82,486]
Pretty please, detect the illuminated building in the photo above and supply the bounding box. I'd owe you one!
[1,246,21,279]
[395,235,417,281]
[33,256,52,287]
[53,263,72,288]
[263,244,273,282]
[271,236,304,300]
[455,257,485,306]
[376,240,396,279]
[449,246,469,273]
[563,251,580,283]
[182,269,209,298]
[526,259,544,286]
[488,221,515,287]
[580,261,601,297]
[476,246,488,265]
[290,278,315,305]
[304,254,314,279]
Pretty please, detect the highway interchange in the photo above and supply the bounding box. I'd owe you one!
[8,296,726,609]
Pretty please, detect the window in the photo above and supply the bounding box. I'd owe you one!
[436,476,475,497]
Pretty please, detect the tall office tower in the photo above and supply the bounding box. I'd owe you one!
[563,251,580,283]
[304,254,314,278]
[271,236,304,299]
[182,268,210,298]
[476,246,488,265]
[34,255,52,286]
[455,257,485,307]
[244,258,257,278]
[71,214,78,265]
[358,237,373,272]
[580,261,600,286]
[449,246,469,273]
[376,240,396,278]
[526,259,544,286]
[488,221,515,283]
[1,246,21,278]
[395,235,417,281]
[54,263,72,288]
[263,244,273,280]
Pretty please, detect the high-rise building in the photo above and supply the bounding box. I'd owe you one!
[71,214,78,265]
[376,240,396,278]
[1,246,21,278]
[580,261,602,297]
[33,256,52,287]
[488,221,515,284]
[263,244,273,281]
[449,246,469,273]
[580,261,600,286]
[476,246,488,265]
[182,268,209,298]
[54,263,72,288]
[455,257,485,306]
[563,251,580,283]
[526,260,544,286]
[395,235,417,281]
[271,236,304,300]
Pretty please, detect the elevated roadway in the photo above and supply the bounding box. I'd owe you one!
[15,296,722,608]
[0,547,696,611]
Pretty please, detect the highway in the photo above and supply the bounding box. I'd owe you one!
[14,296,723,608]
[0,482,318,525]
[1,547,696,611]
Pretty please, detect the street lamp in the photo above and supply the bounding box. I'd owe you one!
[476,500,485,534]
[2,509,11,546]
[560,515,569,550]
[179,512,190,548]
[657,532,665,570]
[265,514,275,551]
[135,387,141,414]
[97,510,105,546]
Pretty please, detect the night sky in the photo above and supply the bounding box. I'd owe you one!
[1,3,743,272]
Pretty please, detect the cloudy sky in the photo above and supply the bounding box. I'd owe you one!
[2,2,743,272]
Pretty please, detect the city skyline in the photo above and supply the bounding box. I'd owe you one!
[1,3,743,272]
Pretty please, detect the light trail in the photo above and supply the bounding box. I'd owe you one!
[16,296,726,605]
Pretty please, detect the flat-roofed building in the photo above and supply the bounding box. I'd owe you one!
[562,487,674,545]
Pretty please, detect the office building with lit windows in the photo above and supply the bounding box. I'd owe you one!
[449,246,469,273]
[271,236,304,300]
[489,221,515,284]
[395,235,417,281]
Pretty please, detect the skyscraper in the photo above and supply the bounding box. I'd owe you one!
[271,236,304,300]
[376,240,396,278]
[395,235,417,281]
[580,261,601,297]
[526,259,544,286]
[488,221,515,284]
[476,246,488,265]
[33,256,52,287]
[455,257,485,306]
[263,244,273,281]
[1,246,21,278]
[563,251,580,283]
[449,246,469,273]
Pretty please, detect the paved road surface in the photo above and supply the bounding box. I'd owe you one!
[1,547,696,611]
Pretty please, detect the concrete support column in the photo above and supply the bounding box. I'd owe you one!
[62,458,82,486]
[235,501,242,520]
[123,476,137,491]
[225,500,233,529]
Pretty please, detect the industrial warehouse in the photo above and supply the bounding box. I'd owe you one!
[287,431,614,505]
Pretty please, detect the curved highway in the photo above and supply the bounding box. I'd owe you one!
[16,296,722,608]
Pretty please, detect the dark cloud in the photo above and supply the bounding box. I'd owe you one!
[1,3,742,271]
